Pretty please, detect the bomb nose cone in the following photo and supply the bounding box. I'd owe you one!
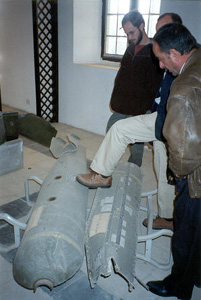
[33,278,54,292]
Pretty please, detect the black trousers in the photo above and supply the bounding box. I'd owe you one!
[163,177,201,300]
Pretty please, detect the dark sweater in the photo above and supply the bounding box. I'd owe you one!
[110,43,164,116]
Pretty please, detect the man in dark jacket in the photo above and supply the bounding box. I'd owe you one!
[147,23,201,300]
[107,10,163,167]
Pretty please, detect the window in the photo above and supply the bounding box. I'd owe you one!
[138,0,161,37]
[102,0,161,61]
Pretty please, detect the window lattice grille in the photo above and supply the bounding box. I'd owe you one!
[33,0,58,122]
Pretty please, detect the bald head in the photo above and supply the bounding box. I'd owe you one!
[156,15,173,31]
[156,12,183,32]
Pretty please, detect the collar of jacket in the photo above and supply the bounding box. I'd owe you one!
[181,47,201,74]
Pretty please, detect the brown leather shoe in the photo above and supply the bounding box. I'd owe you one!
[143,216,174,231]
[76,172,112,189]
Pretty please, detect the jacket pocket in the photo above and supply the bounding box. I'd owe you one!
[188,166,201,198]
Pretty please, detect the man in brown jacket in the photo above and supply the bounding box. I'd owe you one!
[147,23,201,300]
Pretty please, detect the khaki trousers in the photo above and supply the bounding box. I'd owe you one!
[90,112,175,218]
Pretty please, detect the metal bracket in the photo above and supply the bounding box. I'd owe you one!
[137,189,173,269]
[0,176,42,252]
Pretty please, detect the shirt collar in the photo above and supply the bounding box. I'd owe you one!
[179,63,185,74]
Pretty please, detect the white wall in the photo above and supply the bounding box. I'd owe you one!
[160,0,201,42]
[0,0,36,113]
[73,0,102,64]
[58,0,116,135]
[0,0,201,136]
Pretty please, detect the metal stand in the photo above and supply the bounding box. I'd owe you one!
[0,176,42,252]
[137,189,173,269]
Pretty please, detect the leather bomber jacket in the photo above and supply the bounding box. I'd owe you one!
[163,47,201,198]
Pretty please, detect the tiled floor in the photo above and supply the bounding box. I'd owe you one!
[0,106,200,300]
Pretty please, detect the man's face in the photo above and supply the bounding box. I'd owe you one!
[153,42,180,76]
[123,21,143,45]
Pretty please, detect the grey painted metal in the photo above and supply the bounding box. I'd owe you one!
[13,139,88,291]
[85,162,142,292]
[24,176,43,206]
[0,139,23,175]
[138,190,173,270]
[0,213,27,252]
[0,177,41,252]
[50,136,78,159]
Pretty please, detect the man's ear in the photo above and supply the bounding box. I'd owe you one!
[169,48,181,58]
[139,23,145,31]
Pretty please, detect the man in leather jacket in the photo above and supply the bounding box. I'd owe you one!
[147,23,201,300]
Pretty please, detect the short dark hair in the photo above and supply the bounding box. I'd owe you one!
[153,23,198,55]
[122,10,144,28]
[158,12,183,25]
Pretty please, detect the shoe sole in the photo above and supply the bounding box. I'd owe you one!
[142,221,173,231]
[76,178,111,189]
[148,286,174,297]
